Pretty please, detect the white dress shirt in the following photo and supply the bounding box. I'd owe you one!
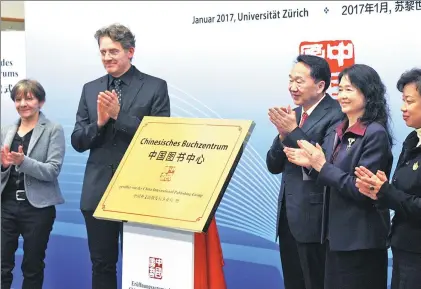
[299,94,326,125]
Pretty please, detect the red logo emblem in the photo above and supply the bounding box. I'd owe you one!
[149,257,163,279]
[160,165,176,182]
[299,40,355,98]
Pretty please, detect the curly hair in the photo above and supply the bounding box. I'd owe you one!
[94,23,136,50]
[396,68,421,95]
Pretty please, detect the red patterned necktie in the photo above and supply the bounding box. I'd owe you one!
[299,112,308,128]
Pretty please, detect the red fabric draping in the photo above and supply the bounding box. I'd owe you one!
[193,217,226,289]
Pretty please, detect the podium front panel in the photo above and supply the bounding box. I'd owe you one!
[122,222,194,289]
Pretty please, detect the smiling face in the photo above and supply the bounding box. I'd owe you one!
[14,91,43,120]
[11,79,46,122]
[99,36,134,77]
[401,83,421,128]
[288,62,325,110]
[338,75,365,119]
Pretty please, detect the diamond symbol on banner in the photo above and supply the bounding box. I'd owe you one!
[324,7,329,14]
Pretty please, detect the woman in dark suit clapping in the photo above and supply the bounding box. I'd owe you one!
[284,64,393,289]
[355,68,421,289]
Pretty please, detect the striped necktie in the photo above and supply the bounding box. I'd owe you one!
[299,112,308,128]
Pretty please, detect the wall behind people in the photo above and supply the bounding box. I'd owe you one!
[5,1,418,289]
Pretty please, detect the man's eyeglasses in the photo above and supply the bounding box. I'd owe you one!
[100,49,121,58]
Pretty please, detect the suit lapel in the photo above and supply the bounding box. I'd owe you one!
[27,112,47,156]
[295,106,302,126]
[300,95,332,133]
[3,125,18,148]
[122,69,145,111]
[325,132,339,161]
[99,75,108,93]
[96,76,109,121]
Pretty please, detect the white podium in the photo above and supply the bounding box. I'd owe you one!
[122,222,195,289]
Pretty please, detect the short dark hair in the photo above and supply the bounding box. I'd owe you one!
[396,68,421,96]
[296,54,331,92]
[339,64,393,146]
[94,23,136,50]
[10,79,46,103]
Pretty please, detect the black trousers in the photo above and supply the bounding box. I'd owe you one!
[391,247,421,289]
[278,203,326,289]
[324,241,388,289]
[1,198,56,289]
[83,210,122,289]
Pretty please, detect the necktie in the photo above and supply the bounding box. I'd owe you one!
[299,112,308,128]
[113,79,122,105]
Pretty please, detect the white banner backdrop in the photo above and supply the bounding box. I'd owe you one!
[1,31,26,125]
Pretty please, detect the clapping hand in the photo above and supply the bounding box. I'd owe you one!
[355,166,387,200]
[9,145,25,166]
[1,145,24,167]
[1,145,12,168]
[268,105,297,137]
[98,90,120,120]
[283,146,312,168]
[285,140,326,171]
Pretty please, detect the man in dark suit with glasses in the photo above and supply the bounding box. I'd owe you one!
[71,23,170,289]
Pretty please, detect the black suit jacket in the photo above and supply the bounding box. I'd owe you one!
[317,122,393,251]
[377,131,421,253]
[71,66,170,211]
[266,94,343,243]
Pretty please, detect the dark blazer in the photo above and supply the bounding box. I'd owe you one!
[317,121,393,251]
[376,131,421,253]
[266,94,343,243]
[71,66,170,211]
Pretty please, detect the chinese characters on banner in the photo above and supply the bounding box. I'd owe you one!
[395,1,421,12]
[299,40,355,98]
[149,150,205,164]
[149,257,163,280]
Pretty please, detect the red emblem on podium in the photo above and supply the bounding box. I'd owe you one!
[149,257,163,279]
